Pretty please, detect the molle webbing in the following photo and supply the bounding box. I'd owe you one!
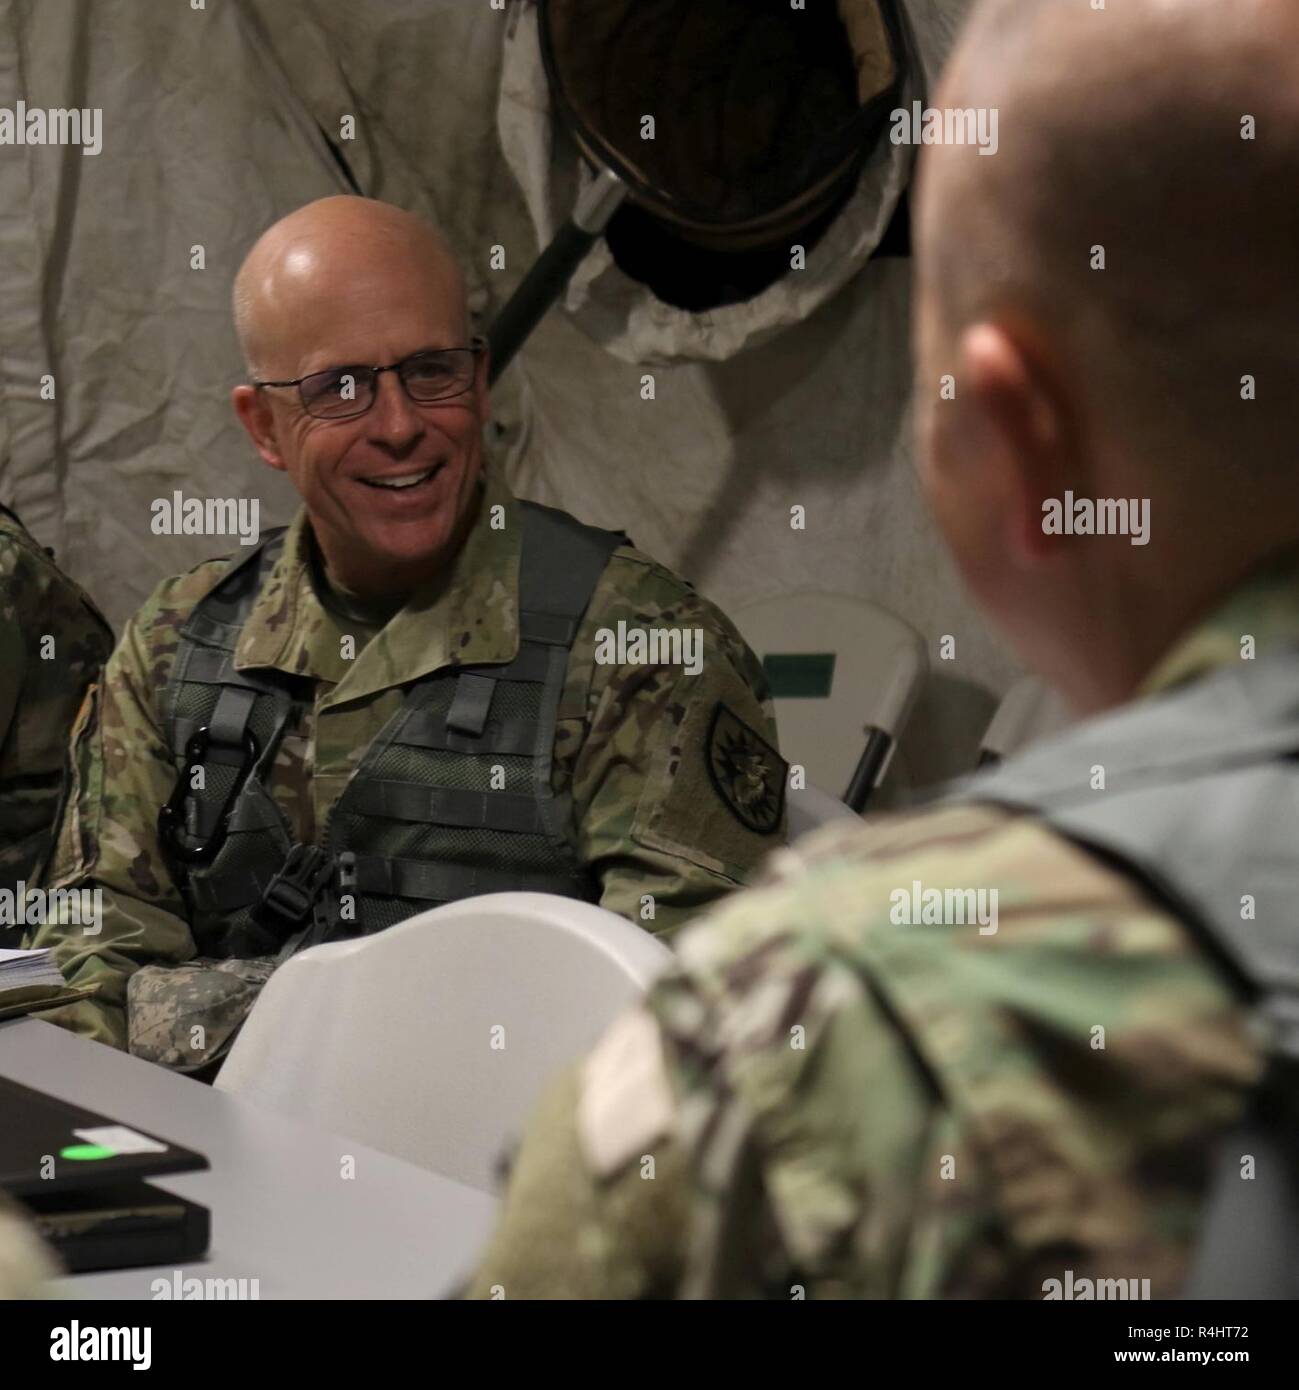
[160,503,624,955]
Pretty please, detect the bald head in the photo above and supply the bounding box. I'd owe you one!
[918,0,1299,473]
[233,196,468,382]
[229,196,489,600]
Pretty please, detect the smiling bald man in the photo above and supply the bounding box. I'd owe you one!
[28,196,784,1073]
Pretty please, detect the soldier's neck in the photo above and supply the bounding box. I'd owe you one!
[308,538,409,628]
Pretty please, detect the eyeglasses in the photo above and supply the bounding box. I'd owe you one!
[253,339,487,421]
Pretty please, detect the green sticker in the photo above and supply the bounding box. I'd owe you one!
[60,1143,117,1161]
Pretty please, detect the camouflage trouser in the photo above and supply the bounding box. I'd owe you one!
[127,956,278,1077]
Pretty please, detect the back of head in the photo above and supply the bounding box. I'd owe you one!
[913,0,1299,709]
[922,0,1299,473]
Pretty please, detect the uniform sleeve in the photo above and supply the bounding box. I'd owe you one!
[0,1190,60,1296]
[25,597,199,1049]
[465,1058,692,1299]
[0,603,23,746]
[468,885,950,1299]
[560,553,787,938]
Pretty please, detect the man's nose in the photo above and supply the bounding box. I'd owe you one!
[365,369,425,448]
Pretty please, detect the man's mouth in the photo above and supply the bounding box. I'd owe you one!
[359,463,443,492]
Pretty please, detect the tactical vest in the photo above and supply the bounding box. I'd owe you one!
[157,501,623,960]
[946,647,1299,1299]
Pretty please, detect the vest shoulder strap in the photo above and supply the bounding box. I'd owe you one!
[516,499,627,645]
[179,528,289,651]
[948,649,1299,1298]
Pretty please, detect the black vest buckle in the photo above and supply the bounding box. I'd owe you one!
[252,844,337,936]
[158,726,259,866]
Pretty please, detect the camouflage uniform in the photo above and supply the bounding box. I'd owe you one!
[0,505,113,899]
[466,555,1299,1299]
[27,463,784,1055]
[0,1191,58,1297]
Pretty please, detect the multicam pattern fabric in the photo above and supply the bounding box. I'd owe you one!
[27,462,783,1052]
[0,507,113,895]
[0,1191,59,1297]
[127,956,278,1074]
[467,551,1299,1299]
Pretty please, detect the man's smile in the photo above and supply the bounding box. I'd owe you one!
[357,461,444,492]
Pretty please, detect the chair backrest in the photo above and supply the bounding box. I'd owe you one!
[786,783,859,841]
[731,592,927,805]
[215,893,673,1193]
[978,676,1074,766]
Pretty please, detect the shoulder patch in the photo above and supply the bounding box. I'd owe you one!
[706,702,786,835]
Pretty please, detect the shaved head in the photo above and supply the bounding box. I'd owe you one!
[233,196,468,382]
[229,196,487,598]
[912,0,1299,713]
[918,0,1299,470]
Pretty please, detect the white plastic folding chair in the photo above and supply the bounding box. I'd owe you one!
[215,893,673,1193]
[978,676,1074,767]
[732,592,927,812]
[785,782,859,840]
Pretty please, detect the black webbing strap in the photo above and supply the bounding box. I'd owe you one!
[209,686,257,755]
[396,712,540,757]
[345,782,546,834]
[350,854,585,903]
[446,672,496,736]
[515,499,627,647]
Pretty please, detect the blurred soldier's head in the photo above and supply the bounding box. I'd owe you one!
[231,197,488,596]
[913,0,1299,715]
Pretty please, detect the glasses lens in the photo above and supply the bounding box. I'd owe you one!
[301,366,374,419]
[401,350,475,403]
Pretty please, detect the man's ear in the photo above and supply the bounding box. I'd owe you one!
[960,322,1073,569]
[232,385,287,472]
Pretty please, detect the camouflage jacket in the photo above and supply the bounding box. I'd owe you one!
[28,464,784,1051]
[466,554,1299,1299]
[0,1190,59,1296]
[0,506,112,894]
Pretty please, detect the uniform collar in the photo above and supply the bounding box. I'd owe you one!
[234,461,522,705]
[1140,544,1299,698]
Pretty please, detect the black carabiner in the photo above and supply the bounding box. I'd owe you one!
[157,725,260,865]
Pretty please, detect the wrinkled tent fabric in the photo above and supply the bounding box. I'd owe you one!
[500,0,918,361]
[0,0,1010,789]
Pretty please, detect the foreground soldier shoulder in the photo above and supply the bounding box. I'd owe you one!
[469,792,1262,1298]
